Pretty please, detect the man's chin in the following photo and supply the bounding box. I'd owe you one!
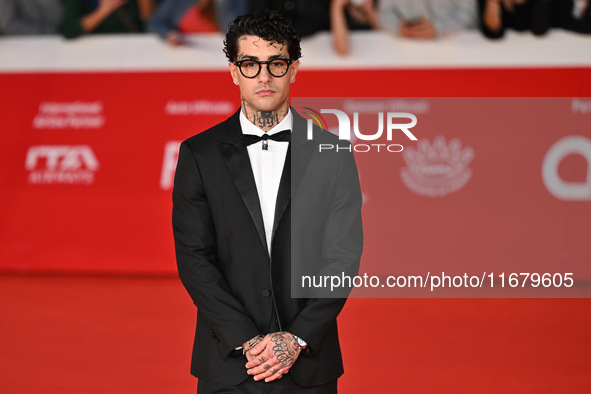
[251,102,280,113]
[249,94,289,112]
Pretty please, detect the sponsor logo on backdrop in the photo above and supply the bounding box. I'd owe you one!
[33,101,105,129]
[342,98,430,115]
[542,135,591,201]
[304,109,418,153]
[400,136,474,197]
[571,98,591,114]
[165,100,234,115]
[160,141,181,190]
[25,145,99,184]
[299,98,429,153]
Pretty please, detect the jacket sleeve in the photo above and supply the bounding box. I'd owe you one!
[172,141,261,358]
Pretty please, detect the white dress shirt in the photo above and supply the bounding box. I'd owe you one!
[238,109,308,349]
[240,109,292,254]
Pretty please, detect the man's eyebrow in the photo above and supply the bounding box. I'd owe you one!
[237,54,289,61]
[238,54,258,60]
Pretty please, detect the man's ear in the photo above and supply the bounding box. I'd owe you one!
[289,59,300,83]
[229,62,239,84]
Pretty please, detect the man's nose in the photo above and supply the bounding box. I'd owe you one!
[257,64,272,83]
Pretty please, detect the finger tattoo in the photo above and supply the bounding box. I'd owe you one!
[263,364,270,370]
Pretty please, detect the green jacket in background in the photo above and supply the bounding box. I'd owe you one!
[61,0,146,39]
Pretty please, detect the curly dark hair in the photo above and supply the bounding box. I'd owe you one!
[223,8,302,63]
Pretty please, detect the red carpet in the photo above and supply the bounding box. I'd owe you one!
[1,276,589,393]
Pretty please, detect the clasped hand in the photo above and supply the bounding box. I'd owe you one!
[243,332,302,383]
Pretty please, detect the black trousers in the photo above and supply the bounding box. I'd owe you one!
[197,375,338,394]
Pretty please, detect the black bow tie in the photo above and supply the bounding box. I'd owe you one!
[240,129,291,150]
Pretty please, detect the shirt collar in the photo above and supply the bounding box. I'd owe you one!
[240,107,293,137]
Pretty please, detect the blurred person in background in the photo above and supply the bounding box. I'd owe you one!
[478,0,531,39]
[213,0,251,33]
[557,0,590,34]
[533,0,591,35]
[331,0,379,56]
[478,0,553,38]
[147,0,248,46]
[0,0,64,35]
[479,0,590,39]
[61,0,157,39]
[148,0,219,46]
[378,0,478,39]
[250,0,331,37]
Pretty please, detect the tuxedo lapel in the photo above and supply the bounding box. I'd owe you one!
[290,110,315,194]
[217,110,268,254]
[272,145,290,243]
[271,110,314,243]
[216,109,313,254]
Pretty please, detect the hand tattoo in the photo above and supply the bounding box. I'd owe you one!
[269,333,299,368]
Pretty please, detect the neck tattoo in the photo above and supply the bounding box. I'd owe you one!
[242,97,289,132]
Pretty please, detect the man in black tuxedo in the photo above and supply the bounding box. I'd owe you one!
[172,9,363,393]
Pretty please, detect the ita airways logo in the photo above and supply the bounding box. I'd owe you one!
[542,135,591,201]
[400,136,474,197]
[25,145,99,185]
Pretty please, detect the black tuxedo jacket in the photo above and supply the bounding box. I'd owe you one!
[172,108,363,387]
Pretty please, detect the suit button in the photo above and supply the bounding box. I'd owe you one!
[262,290,271,297]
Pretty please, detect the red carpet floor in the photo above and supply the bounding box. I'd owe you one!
[1,276,589,393]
